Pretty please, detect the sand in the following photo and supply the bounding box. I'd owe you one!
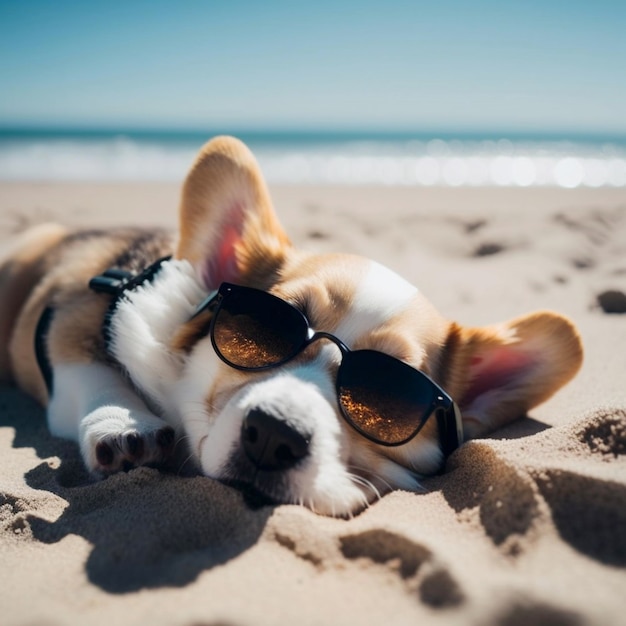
[1,182,625,626]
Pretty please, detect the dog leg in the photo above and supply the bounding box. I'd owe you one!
[47,362,176,474]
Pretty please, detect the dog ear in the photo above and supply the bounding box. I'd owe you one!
[175,136,292,289]
[445,311,583,439]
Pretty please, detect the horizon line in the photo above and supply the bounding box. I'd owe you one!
[1,123,626,144]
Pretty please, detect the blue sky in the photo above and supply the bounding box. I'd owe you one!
[1,0,625,134]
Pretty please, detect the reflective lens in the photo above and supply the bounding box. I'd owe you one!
[337,350,438,445]
[212,286,309,369]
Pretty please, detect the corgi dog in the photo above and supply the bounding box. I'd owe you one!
[0,136,583,517]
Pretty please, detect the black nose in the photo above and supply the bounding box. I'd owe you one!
[241,408,310,471]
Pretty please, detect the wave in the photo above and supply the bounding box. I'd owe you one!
[1,134,625,188]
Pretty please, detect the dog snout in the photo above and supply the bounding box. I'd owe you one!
[241,408,310,471]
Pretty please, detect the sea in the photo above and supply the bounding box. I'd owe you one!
[1,128,625,188]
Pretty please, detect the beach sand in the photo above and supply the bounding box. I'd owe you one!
[1,182,625,626]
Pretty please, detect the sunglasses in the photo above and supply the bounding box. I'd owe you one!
[194,283,463,454]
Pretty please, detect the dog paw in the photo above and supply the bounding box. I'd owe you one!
[79,407,176,475]
[93,427,175,473]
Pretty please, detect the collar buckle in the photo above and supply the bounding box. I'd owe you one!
[88,269,134,295]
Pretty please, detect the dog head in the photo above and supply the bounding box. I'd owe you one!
[171,136,583,516]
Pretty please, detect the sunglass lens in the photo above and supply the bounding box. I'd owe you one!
[213,287,308,369]
[337,350,436,445]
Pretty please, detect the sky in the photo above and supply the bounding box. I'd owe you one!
[1,0,625,134]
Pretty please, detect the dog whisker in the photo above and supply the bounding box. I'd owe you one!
[347,476,381,513]
[347,463,395,494]
[348,473,382,502]
[172,432,192,448]
[177,450,199,476]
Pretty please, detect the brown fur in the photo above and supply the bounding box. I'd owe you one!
[176,136,290,289]
[3,228,175,405]
[171,311,213,354]
[0,223,68,383]
[448,312,583,438]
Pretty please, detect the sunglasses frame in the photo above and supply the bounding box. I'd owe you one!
[193,282,463,454]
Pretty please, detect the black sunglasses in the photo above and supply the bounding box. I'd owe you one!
[194,283,463,454]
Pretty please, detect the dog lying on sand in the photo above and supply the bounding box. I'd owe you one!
[0,136,583,516]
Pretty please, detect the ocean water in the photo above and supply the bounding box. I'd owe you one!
[1,128,625,188]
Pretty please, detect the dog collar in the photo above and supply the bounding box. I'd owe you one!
[34,306,55,393]
[89,255,172,349]
[35,256,173,396]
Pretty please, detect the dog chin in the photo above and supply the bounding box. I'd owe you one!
[210,444,426,517]
[190,368,425,517]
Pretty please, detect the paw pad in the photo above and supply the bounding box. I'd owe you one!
[95,441,115,466]
[94,426,176,473]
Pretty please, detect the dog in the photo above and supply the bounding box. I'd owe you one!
[0,136,583,516]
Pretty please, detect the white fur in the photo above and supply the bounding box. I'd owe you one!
[335,260,418,344]
[108,259,205,416]
[171,337,228,457]
[48,362,169,471]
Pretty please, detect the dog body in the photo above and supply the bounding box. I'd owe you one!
[0,137,583,516]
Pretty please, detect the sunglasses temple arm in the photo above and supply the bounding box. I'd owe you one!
[190,289,220,320]
[436,401,464,457]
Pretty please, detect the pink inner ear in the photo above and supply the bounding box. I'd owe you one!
[462,346,537,406]
[200,203,245,289]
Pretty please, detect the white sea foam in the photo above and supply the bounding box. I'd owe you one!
[0,137,197,182]
[0,135,625,188]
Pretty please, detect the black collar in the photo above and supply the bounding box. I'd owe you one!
[89,255,172,296]
[35,256,172,396]
[89,255,172,348]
